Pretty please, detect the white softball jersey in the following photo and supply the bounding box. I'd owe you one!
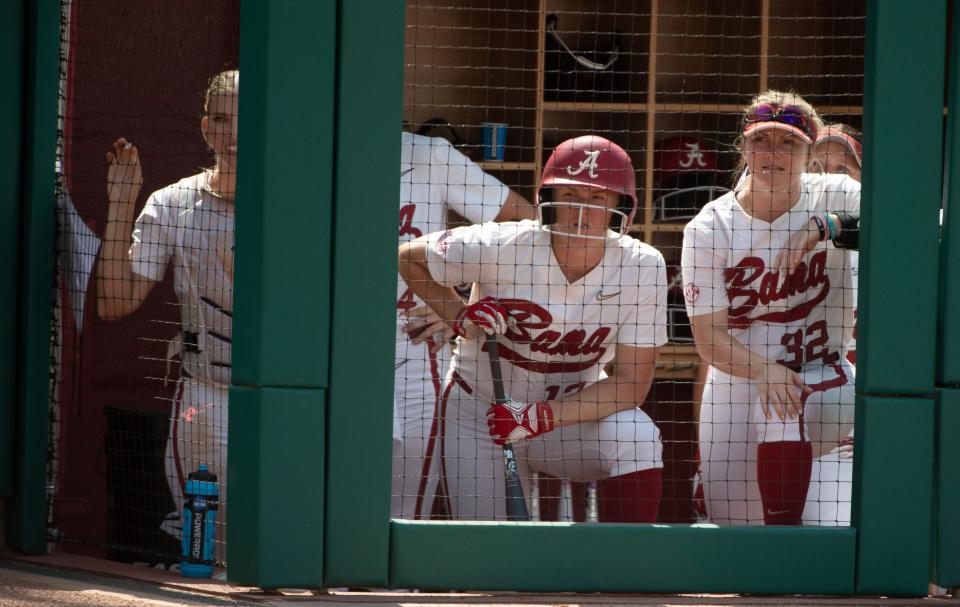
[427,220,668,404]
[130,172,234,388]
[681,172,860,366]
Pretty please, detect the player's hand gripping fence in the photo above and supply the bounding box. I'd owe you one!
[485,333,531,521]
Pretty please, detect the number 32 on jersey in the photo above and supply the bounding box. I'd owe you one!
[777,320,840,367]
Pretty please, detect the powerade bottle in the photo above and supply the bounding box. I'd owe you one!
[180,464,218,578]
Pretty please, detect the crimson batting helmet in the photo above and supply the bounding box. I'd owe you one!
[538,135,638,238]
[653,136,729,222]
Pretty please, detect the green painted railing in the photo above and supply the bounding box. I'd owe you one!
[227,0,338,586]
[323,0,405,588]
[935,0,960,588]
[853,0,946,594]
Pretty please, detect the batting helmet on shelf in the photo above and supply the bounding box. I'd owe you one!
[537,135,638,238]
[654,136,728,222]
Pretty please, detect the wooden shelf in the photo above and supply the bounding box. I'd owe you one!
[818,105,864,115]
[655,343,699,380]
[477,161,537,171]
[645,222,687,232]
[543,101,649,112]
[655,102,743,113]
[543,101,748,114]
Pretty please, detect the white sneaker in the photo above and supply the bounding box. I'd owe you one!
[929,583,953,597]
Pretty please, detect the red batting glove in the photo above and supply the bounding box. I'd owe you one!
[486,400,555,446]
[453,298,509,338]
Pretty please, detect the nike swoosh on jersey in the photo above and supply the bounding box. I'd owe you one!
[400,167,414,178]
[596,291,621,301]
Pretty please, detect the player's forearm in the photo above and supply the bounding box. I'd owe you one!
[548,367,655,428]
[398,241,465,326]
[493,190,536,222]
[692,324,771,382]
[96,204,142,319]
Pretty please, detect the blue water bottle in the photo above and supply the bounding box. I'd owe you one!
[180,464,218,578]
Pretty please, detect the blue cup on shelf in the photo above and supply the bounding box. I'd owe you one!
[482,122,507,161]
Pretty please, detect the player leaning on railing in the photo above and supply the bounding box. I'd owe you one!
[399,135,668,522]
[95,69,238,564]
[681,90,860,526]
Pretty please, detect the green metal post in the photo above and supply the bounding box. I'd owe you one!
[943,0,960,385]
[229,0,337,587]
[855,0,945,595]
[854,397,935,595]
[231,0,335,390]
[323,0,406,588]
[933,389,960,587]
[228,387,326,585]
[858,2,944,395]
[934,2,960,586]
[5,0,61,552]
[0,0,26,498]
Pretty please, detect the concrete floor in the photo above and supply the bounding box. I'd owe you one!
[1,554,958,607]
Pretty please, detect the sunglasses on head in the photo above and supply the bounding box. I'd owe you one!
[744,103,816,141]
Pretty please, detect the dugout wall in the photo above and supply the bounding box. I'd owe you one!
[1,0,956,596]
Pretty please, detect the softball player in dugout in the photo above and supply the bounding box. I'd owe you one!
[393,130,535,520]
[95,69,238,557]
[399,135,668,522]
[801,123,862,526]
[691,120,863,524]
[812,123,862,183]
[681,91,860,526]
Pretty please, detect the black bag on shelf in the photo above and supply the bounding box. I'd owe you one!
[416,117,479,161]
[544,14,628,102]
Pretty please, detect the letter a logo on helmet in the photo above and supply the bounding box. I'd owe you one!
[566,150,601,179]
[538,135,639,235]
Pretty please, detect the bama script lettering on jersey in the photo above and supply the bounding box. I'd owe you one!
[398,203,423,240]
[725,249,828,329]
[395,204,423,313]
[491,298,611,374]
